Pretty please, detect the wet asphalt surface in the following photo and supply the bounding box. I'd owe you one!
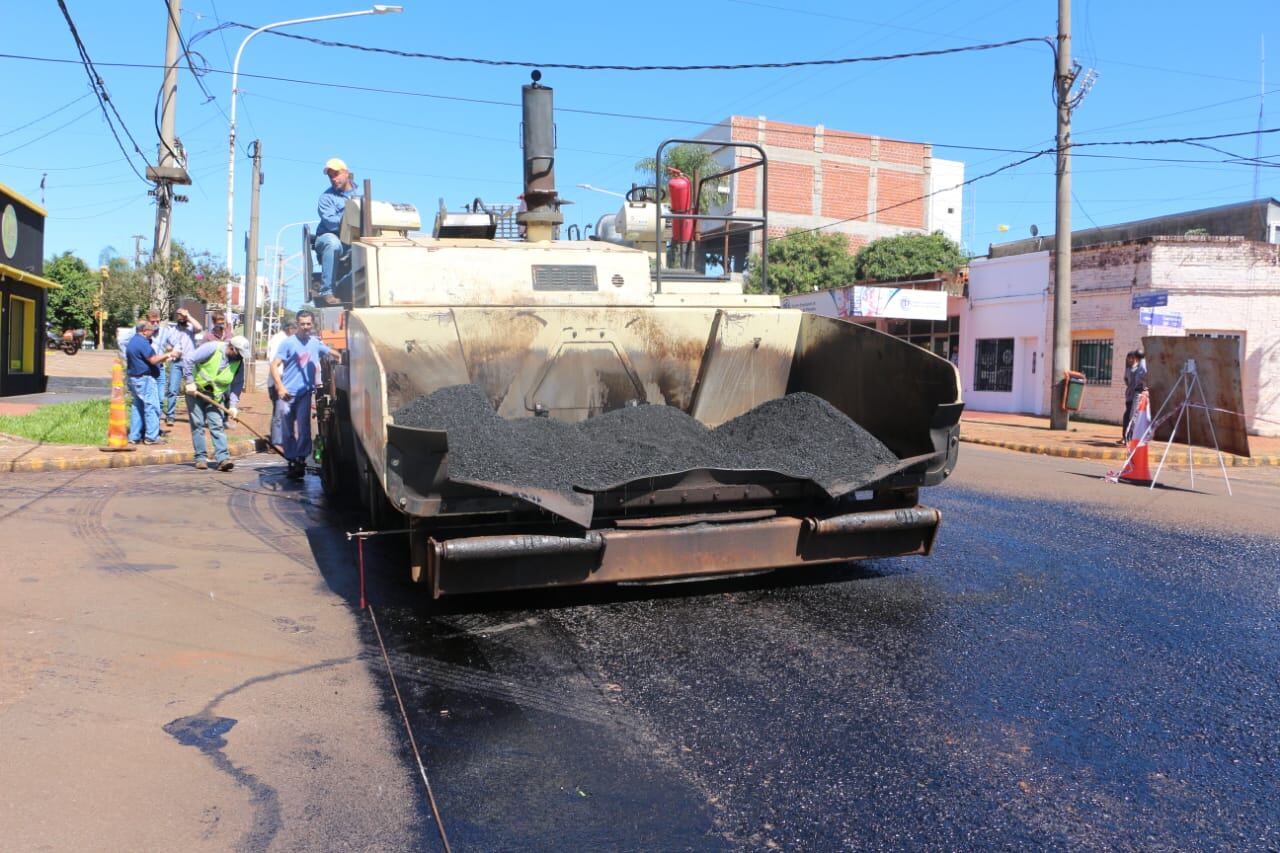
[263,449,1280,851]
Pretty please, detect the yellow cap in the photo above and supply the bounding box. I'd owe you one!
[323,158,348,174]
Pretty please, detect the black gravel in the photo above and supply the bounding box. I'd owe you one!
[393,383,899,495]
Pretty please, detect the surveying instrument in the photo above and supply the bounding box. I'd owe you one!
[1136,358,1233,495]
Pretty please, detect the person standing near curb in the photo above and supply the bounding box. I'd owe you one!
[183,335,249,472]
[271,310,330,479]
[125,321,177,445]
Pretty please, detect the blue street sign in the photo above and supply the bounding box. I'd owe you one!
[1139,308,1183,328]
[1132,291,1169,308]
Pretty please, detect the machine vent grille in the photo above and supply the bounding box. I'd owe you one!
[532,265,599,291]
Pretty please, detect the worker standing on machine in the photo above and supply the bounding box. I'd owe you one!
[315,157,362,306]
[271,309,331,480]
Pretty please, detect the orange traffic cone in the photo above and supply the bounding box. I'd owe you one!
[1119,390,1151,482]
[99,360,136,453]
[1119,439,1151,482]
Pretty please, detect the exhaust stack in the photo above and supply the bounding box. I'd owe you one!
[517,71,564,242]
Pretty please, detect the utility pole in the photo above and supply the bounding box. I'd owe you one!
[147,0,191,312]
[244,139,263,389]
[1049,0,1073,430]
[131,234,147,269]
[274,249,285,334]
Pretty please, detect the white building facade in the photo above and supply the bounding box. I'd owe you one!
[963,237,1280,437]
[961,251,1051,416]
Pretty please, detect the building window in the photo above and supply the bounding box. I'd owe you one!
[893,315,959,359]
[974,337,1014,392]
[1071,338,1113,385]
[8,294,35,374]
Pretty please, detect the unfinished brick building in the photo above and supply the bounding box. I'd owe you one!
[696,116,964,272]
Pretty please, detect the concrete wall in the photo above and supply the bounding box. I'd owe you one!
[962,252,1051,415]
[926,158,965,246]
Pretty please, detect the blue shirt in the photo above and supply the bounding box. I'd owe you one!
[125,333,159,379]
[154,323,181,356]
[317,186,362,237]
[274,334,332,395]
[182,342,246,408]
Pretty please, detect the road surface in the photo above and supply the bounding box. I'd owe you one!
[2,446,1277,850]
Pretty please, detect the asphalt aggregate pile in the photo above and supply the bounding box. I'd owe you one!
[393,383,898,494]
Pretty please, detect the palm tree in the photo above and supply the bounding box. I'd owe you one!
[635,143,726,214]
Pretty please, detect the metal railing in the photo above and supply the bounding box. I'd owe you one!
[652,139,769,293]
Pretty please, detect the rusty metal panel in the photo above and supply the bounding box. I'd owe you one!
[426,507,941,596]
[689,309,801,427]
[789,314,961,460]
[1143,336,1250,457]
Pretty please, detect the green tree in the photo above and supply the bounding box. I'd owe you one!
[44,252,97,333]
[101,256,149,342]
[744,229,858,296]
[852,231,966,282]
[635,143,725,213]
[143,241,233,314]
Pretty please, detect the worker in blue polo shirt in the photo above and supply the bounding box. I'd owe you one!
[124,320,177,445]
[270,309,331,479]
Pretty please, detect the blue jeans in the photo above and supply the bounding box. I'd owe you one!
[268,385,283,447]
[315,232,344,295]
[188,395,229,463]
[276,389,313,463]
[162,360,183,422]
[127,375,160,442]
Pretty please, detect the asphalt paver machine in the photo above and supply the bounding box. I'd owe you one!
[310,74,963,597]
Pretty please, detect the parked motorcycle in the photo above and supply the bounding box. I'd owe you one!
[45,323,85,355]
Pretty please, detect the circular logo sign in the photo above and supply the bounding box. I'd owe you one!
[1,204,17,259]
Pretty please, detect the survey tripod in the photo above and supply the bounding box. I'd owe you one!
[1131,358,1233,495]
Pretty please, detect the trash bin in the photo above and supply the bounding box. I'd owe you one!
[1062,370,1086,412]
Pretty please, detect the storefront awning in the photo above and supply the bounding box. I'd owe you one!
[0,262,59,289]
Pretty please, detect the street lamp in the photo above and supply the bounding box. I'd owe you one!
[270,219,311,321]
[576,183,627,199]
[223,5,404,310]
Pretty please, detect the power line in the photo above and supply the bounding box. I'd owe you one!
[0,52,1274,171]
[0,155,129,172]
[47,195,149,221]
[52,0,152,183]
[728,0,1262,86]
[779,149,1053,242]
[0,105,99,157]
[230,24,1053,71]
[0,92,93,138]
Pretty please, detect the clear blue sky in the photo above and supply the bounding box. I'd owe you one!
[2,1,1275,308]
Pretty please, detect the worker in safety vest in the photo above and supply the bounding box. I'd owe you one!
[182,335,249,472]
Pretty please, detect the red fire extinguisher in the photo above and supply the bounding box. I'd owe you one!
[667,167,694,243]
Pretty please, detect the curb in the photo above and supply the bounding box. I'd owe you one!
[960,435,1280,467]
[2,438,269,474]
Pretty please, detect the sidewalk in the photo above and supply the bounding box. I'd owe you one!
[0,350,276,473]
[961,410,1280,467]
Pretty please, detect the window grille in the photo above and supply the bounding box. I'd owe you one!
[1071,338,1113,385]
[974,338,1014,392]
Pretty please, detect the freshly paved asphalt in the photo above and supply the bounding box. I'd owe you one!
[294,446,1280,850]
[4,447,1278,849]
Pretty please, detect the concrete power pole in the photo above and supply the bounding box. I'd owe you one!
[147,0,191,312]
[244,139,263,388]
[1049,0,1073,430]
